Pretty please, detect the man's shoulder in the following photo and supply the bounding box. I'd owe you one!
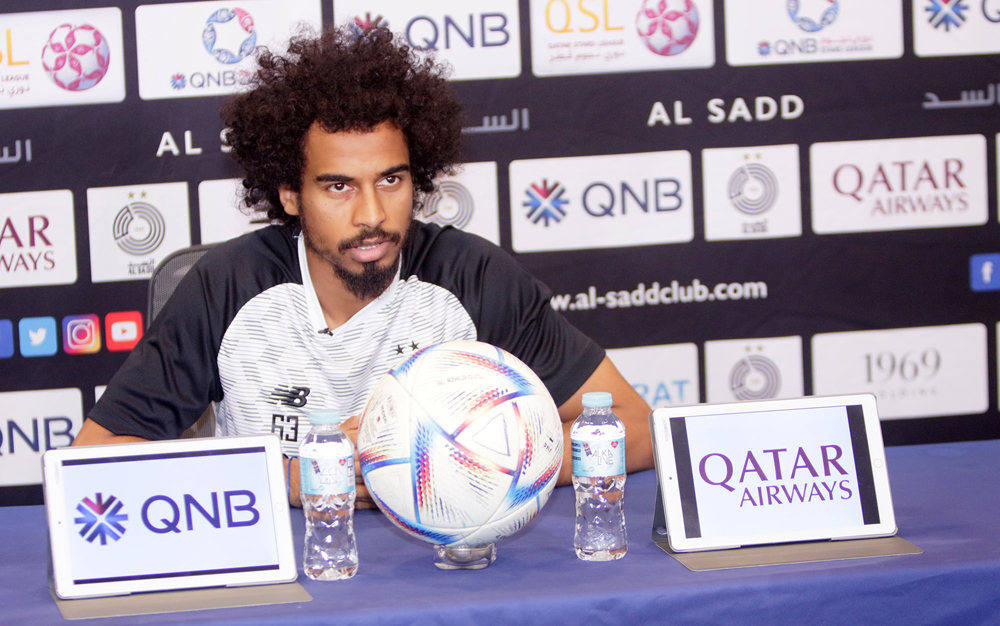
[196,225,300,279]
[404,221,508,274]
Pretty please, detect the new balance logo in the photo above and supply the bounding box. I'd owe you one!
[268,386,310,408]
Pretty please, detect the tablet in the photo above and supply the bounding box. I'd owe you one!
[43,434,297,599]
[649,394,896,552]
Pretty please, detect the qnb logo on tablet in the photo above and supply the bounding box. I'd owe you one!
[74,493,128,545]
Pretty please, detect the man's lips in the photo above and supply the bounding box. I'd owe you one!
[347,239,392,263]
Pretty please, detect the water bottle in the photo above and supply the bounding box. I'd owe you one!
[571,391,627,561]
[299,409,359,580]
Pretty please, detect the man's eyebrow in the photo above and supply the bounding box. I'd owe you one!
[313,164,409,184]
[314,173,352,184]
[380,164,410,178]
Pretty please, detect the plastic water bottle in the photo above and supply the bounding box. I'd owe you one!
[571,392,627,561]
[299,409,358,580]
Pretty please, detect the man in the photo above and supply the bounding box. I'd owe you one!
[74,26,653,506]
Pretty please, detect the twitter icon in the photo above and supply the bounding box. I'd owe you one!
[19,317,57,357]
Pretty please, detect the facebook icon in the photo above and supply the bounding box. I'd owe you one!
[970,254,1000,292]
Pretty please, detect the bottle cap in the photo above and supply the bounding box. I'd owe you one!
[581,392,612,408]
[309,409,341,425]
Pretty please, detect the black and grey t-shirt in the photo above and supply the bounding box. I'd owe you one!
[90,222,604,454]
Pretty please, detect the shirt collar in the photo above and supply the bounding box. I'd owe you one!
[297,234,401,335]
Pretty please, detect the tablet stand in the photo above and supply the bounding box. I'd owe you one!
[650,485,922,571]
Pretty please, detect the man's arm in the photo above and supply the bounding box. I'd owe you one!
[555,356,653,486]
[73,418,149,446]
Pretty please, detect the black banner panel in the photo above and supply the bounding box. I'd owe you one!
[1,0,998,505]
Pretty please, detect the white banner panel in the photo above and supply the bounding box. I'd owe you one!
[725,0,903,66]
[136,0,321,100]
[812,323,988,419]
[914,0,1000,57]
[810,134,988,234]
[198,178,268,245]
[0,8,125,110]
[529,0,715,76]
[705,336,804,403]
[421,162,501,246]
[607,343,700,408]
[0,388,82,486]
[702,144,802,241]
[0,189,76,288]
[332,0,521,80]
[87,182,191,283]
[509,150,693,253]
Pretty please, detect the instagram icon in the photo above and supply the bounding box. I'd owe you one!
[62,315,102,354]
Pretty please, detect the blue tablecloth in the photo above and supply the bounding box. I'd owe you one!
[2,441,998,625]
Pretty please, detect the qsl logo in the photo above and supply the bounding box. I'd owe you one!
[523,179,568,226]
[635,0,699,56]
[74,493,128,545]
[203,8,256,64]
[41,23,111,91]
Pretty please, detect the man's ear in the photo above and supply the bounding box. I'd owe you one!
[279,187,300,216]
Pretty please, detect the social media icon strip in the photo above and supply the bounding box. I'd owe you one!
[105,311,143,351]
[18,316,57,357]
[970,254,1000,292]
[0,319,14,358]
[62,314,102,354]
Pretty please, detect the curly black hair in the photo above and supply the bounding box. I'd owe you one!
[221,26,463,227]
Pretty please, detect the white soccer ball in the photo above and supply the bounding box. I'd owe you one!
[358,340,563,548]
[635,0,700,57]
[41,23,111,91]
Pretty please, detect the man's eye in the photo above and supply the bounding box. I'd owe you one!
[384,176,398,185]
[330,183,347,192]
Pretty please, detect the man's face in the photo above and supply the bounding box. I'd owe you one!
[280,121,413,300]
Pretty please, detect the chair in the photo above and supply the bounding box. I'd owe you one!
[147,244,216,438]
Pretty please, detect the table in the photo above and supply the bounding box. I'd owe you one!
[2,441,998,625]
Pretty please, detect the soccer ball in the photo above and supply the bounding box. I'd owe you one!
[41,23,111,91]
[358,340,563,548]
[635,0,700,57]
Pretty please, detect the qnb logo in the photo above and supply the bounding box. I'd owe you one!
[424,181,474,229]
[985,0,1000,22]
[41,23,111,92]
[787,0,839,33]
[635,0,699,56]
[402,12,511,52]
[730,354,781,401]
[350,12,388,39]
[269,385,310,408]
[142,491,259,534]
[729,163,779,216]
[926,0,969,30]
[203,8,256,64]
[74,493,128,545]
[524,179,569,226]
[113,201,166,255]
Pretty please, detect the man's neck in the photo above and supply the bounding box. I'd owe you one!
[304,249,377,331]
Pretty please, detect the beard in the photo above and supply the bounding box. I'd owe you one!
[298,205,408,301]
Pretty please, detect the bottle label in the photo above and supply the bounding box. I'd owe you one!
[299,454,355,495]
[571,437,625,477]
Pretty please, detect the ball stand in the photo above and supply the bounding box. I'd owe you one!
[433,543,497,570]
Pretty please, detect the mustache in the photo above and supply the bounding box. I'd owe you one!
[337,227,402,254]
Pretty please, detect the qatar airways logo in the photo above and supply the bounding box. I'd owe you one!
[810,135,987,234]
[698,444,855,509]
[832,158,968,214]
